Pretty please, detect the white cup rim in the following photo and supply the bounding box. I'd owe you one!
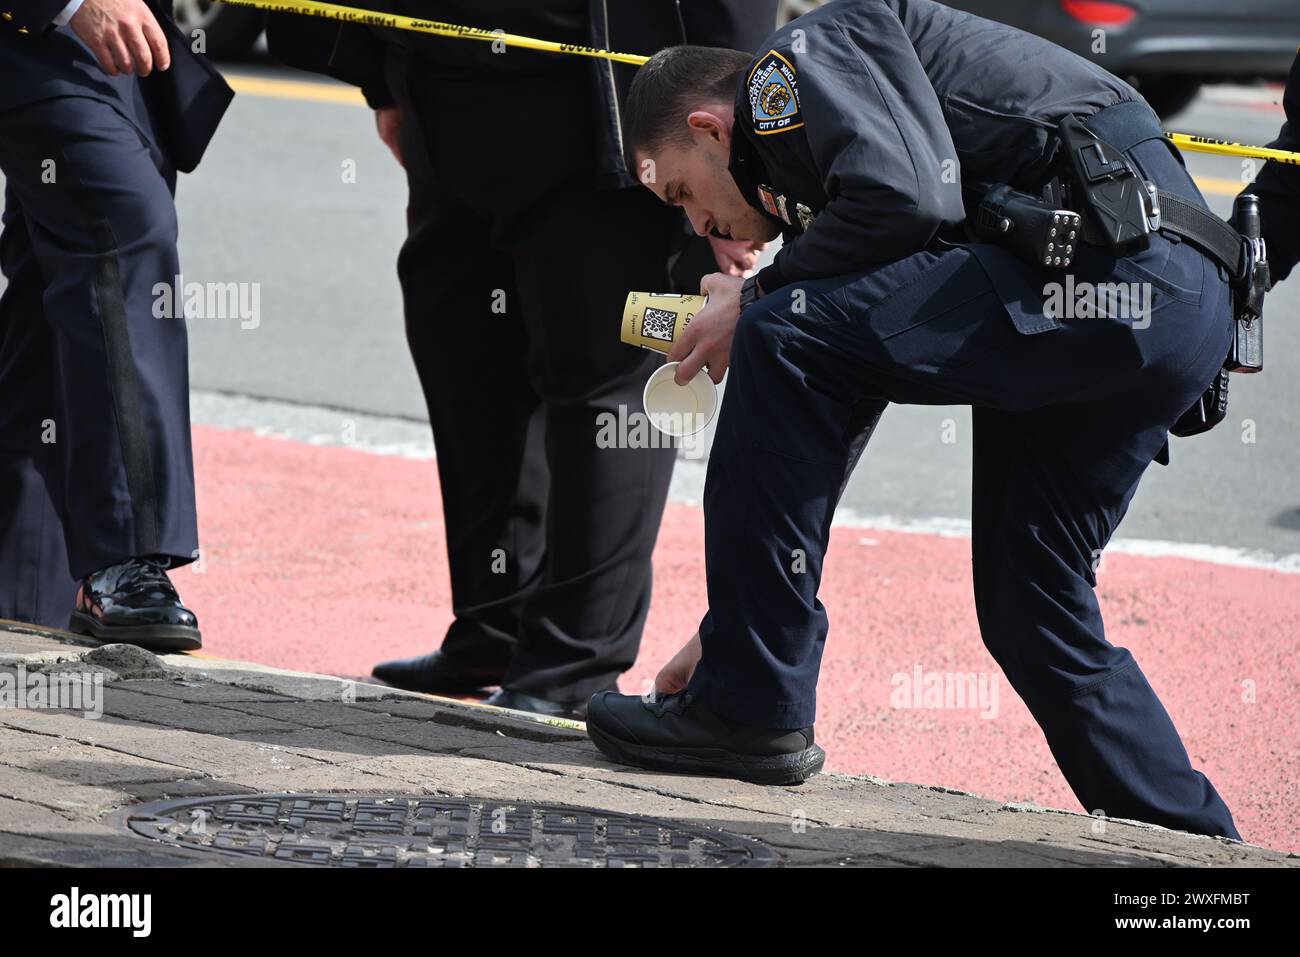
[643,361,718,437]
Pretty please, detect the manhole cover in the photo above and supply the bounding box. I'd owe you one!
[121,794,777,868]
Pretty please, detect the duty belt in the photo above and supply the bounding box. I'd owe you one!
[1056,102,1260,293]
[971,99,1271,439]
[1047,103,1268,378]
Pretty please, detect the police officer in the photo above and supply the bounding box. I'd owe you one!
[268,2,777,719]
[0,0,230,648]
[586,0,1242,840]
[1243,49,1300,284]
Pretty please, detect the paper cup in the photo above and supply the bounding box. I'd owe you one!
[621,291,708,355]
[643,362,717,437]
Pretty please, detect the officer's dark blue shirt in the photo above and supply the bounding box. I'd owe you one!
[730,0,1141,296]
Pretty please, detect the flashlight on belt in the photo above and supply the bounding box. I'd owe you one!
[1225,193,1267,374]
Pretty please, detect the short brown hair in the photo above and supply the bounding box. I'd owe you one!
[623,44,753,175]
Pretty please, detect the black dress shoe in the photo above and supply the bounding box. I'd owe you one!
[68,557,201,653]
[371,650,505,696]
[586,690,824,785]
[482,687,595,721]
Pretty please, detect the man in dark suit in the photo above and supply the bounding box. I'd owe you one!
[268,1,777,719]
[0,0,231,649]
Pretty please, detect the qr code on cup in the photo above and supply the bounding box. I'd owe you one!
[641,307,678,342]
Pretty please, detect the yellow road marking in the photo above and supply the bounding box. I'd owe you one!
[226,72,365,105]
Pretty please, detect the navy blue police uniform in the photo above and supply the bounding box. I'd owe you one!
[692,0,1240,838]
[0,1,231,626]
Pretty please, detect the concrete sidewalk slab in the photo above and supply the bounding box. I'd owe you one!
[0,627,1294,868]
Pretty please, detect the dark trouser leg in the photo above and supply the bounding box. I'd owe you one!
[970,402,1239,839]
[0,97,197,585]
[391,55,681,700]
[686,252,1006,727]
[502,182,679,700]
[688,276,890,728]
[687,235,1239,837]
[0,190,76,625]
[396,148,538,677]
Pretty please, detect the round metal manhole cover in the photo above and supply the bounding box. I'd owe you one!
[121,794,777,868]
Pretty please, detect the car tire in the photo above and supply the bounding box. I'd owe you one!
[172,0,266,58]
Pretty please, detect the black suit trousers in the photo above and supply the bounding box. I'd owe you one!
[389,55,681,700]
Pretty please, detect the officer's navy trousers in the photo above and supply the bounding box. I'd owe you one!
[690,131,1241,839]
[0,94,198,626]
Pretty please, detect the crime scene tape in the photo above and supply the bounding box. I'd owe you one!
[214,0,651,66]
[214,0,1300,167]
[1165,133,1300,167]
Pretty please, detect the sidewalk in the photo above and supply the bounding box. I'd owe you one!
[0,625,1294,868]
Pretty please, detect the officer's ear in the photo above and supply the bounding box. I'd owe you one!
[686,108,733,147]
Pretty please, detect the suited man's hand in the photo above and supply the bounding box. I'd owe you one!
[70,0,171,77]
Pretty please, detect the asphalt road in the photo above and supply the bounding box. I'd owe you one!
[5,63,1299,559]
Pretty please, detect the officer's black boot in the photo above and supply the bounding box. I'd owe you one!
[585,690,824,785]
[69,557,201,653]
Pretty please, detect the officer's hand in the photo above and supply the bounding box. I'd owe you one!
[375,106,404,167]
[668,272,742,386]
[654,632,702,695]
[70,0,171,77]
[708,235,766,277]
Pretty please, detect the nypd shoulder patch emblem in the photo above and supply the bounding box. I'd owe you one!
[747,50,802,135]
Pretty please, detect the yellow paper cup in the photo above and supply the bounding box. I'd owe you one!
[643,362,718,437]
[621,291,708,355]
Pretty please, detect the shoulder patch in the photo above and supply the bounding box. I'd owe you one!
[747,50,802,135]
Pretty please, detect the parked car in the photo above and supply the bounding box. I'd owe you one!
[173,0,265,58]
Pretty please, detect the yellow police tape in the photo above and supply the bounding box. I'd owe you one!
[1165,133,1300,167]
[214,0,1300,168]
[214,0,650,66]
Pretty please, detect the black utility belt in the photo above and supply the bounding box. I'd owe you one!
[972,114,1271,438]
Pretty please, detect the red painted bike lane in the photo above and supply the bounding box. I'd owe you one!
[182,424,1300,852]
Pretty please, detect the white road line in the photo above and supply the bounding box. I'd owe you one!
[191,389,1300,574]
[1198,84,1286,108]
[835,511,1300,574]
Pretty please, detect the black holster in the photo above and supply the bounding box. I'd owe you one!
[973,111,1272,440]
